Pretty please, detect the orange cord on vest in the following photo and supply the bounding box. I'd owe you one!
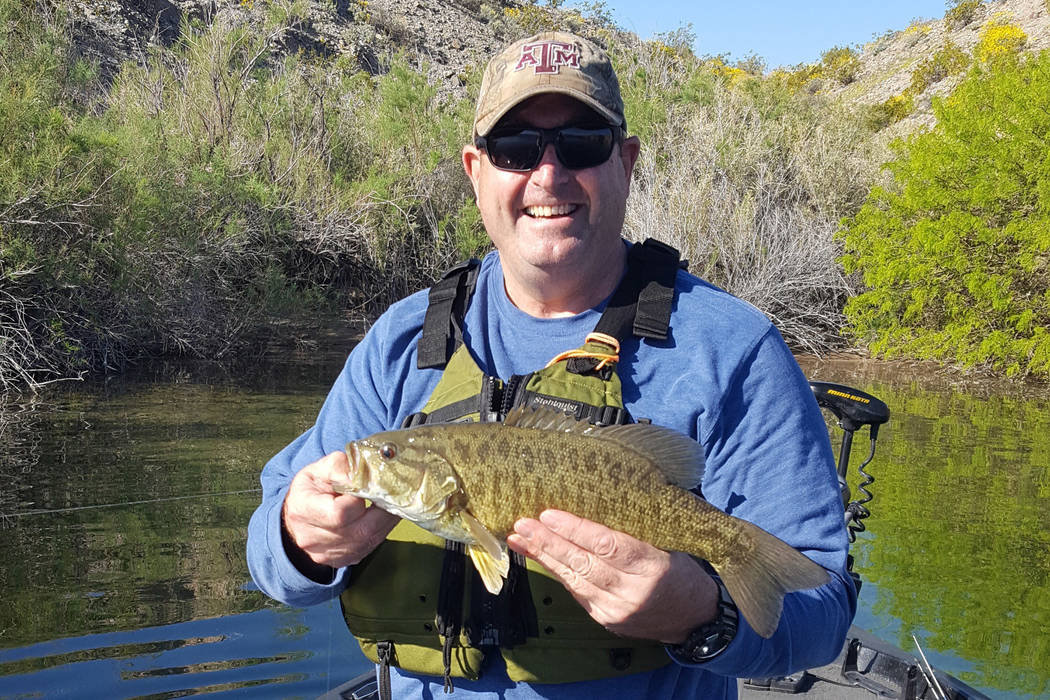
[544,333,621,370]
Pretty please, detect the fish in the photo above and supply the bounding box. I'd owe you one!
[330,405,829,638]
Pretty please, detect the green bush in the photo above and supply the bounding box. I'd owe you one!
[1,1,478,392]
[819,46,861,85]
[945,0,983,29]
[909,41,970,93]
[839,51,1050,376]
[866,93,914,130]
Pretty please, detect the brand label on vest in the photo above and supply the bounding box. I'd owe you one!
[527,394,582,416]
[514,41,579,74]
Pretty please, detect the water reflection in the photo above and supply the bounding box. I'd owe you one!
[0,350,1046,698]
[800,356,1050,699]
[0,603,366,699]
[0,329,374,698]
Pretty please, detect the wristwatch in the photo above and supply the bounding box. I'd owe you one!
[667,577,739,663]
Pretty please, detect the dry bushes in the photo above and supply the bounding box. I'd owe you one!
[621,51,880,353]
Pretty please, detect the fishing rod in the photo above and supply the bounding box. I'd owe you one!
[0,488,262,523]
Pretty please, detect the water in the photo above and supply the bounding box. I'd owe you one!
[0,343,1047,699]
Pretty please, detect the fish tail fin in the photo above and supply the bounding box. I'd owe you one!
[468,543,510,595]
[714,520,830,639]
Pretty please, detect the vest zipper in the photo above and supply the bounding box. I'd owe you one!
[500,374,527,418]
[480,374,503,422]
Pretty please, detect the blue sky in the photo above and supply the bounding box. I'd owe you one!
[597,0,951,68]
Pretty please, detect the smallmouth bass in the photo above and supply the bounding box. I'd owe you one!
[331,406,829,638]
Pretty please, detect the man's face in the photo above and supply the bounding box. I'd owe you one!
[462,94,640,295]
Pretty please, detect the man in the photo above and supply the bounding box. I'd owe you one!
[247,31,854,699]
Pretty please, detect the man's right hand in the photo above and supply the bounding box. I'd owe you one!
[280,451,400,580]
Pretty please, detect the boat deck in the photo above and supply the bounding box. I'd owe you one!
[319,626,990,700]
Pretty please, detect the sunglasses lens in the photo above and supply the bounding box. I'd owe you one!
[556,128,615,169]
[486,131,542,171]
[484,127,617,171]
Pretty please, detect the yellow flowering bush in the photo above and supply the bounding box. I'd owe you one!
[867,92,914,130]
[819,45,860,85]
[975,19,1027,63]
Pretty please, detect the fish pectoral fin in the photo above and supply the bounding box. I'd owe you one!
[460,510,503,560]
[468,543,510,595]
[461,511,510,595]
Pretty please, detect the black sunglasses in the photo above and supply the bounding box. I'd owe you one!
[475,125,622,172]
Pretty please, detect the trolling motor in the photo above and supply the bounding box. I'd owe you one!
[809,381,891,592]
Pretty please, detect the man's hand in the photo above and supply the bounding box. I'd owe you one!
[281,451,400,579]
[506,509,717,644]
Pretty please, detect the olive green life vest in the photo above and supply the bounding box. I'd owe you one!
[340,239,683,687]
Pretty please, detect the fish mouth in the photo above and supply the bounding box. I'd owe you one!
[345,442,368,489]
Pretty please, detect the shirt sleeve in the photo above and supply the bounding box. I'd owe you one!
[680,325,857,677]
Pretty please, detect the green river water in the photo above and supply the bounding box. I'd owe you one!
[0,334,1047,699]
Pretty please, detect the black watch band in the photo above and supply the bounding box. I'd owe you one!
[667,577,739,663]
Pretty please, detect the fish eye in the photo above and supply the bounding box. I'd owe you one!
[379,443,397,460]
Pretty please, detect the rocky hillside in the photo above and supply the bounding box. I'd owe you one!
[68,0,1050,125]
[827,0,1050,129]
[67,0,1050,137]
[68,0,513,101]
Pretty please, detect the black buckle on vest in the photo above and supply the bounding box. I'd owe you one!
[590,404,631,426]
[570,238,681,377]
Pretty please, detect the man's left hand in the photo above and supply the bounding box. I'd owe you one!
[506,509,717,644]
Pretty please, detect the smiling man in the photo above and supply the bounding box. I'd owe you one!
[463,90,636,316]
[247,31,855,699]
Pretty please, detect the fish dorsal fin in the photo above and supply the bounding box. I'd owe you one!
[461,510,510,594]
[504,406,705,488]
[597,421,705,488]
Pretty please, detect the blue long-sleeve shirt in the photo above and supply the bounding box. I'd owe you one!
[247,246,856,698]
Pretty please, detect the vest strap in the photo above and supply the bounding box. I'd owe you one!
[418,259,481,370]
[591,238,680,343]
[633,238,681,339]
[567,239,681,375]
[377,640,393,700]
[437,540,466,693]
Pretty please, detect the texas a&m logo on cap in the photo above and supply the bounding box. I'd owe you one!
[514,40,580,74]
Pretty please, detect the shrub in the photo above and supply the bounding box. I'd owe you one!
[620,46,880,353]
[867,93,914,130]
[909,41,970,93]
[974,18,1027,63]
[839,51,1050,376]
[500,0,616,45]
[0,0,104,390]
[0,2,478,393]
[945,0,983,29]
[773,45,859,95]
[819,46,861,85]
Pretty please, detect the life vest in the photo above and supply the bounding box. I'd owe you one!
[340,239,684,689]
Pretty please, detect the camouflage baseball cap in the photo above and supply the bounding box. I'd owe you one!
[473,31,625,137]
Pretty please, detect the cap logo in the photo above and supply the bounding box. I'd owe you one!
[514,41,579,75]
